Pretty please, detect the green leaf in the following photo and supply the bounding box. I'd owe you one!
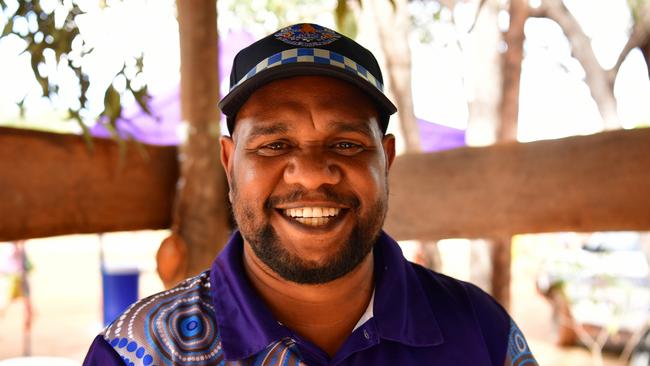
[433,8,442,22]
[103,85,122,127]
[4,0,147,153]
[132,86,152,115]
[79,73,89,106]
[135,55,144,72]
[28,42,50,96]
[17,97,27,119]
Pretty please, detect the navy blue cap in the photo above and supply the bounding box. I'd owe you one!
[218,23,397,134]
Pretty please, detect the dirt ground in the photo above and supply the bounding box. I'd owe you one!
[0,232,626,365]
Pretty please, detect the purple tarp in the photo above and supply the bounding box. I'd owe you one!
[417,118,465,152]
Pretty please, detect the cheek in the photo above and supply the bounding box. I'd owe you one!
[232,154,284,199]
[345,158,387,199]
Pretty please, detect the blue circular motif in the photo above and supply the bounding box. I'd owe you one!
[127,341,137,352]
[136,347,145,359]
[118,338,128,348]
[515,333,527,352]
[142,280,221,364]
[143,355,153,366]
[110,338,119,347]
[180,315,203,337]
[274,23,341,47]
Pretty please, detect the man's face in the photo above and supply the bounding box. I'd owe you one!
[220,75,395,284]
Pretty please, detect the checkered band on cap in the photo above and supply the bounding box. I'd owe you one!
[232,48,385,93]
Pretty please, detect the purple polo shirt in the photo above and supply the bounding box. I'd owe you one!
[83,231,537,365]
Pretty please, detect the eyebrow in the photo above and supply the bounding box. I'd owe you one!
[240,120,376,141]
[328,121,375,137]
[245,123,290,140]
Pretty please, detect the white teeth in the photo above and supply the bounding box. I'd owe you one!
[295,217,329,226]
[313,207,322,217]
[287,208,303,217]
[283,207,341,219]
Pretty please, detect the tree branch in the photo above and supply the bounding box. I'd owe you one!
[536,0,620,129]
[609,22,649,83]
[527,5,546,18]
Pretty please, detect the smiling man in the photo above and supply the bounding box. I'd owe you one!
[83,23,537,366]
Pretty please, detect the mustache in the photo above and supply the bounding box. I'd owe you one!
[265,186,360,209]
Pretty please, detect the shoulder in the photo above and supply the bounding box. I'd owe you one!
[410,264,512,364]
[411,263,507,317]
[101,271,226,365]
[410,264,538,365]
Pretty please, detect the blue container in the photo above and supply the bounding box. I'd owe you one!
[102,267,139,326]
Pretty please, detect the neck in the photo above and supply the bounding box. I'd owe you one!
[243,243,374,358]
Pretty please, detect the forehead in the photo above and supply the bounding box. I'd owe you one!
[233,76,381,138]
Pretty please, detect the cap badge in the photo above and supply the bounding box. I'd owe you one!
[274,23,341,47]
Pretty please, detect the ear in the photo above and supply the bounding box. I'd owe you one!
[382,134,396,171]
[220,136,235,194]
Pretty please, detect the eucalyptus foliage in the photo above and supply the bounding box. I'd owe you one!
[0,0,150,138]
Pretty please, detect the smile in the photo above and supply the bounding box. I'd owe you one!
[283,207,342,226]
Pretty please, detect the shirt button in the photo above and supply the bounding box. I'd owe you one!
[363,329,370,339]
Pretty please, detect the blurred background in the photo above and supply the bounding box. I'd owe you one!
[1,0,649,365]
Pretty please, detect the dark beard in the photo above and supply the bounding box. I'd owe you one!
[232,185,386,284]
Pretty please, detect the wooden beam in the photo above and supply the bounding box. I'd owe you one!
[3,127,649,243]
[385,128,650,240]
[0,127,178,242]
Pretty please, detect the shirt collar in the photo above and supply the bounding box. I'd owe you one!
[210,230,444,361]
[210,232,292,360]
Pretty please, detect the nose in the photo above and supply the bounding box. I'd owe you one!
[283,148,341,190]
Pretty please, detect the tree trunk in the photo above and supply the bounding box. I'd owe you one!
[365,0,421,153]
[490,0,528,310]
[465,0,502,147]
[498,0,527,143]
[172,0,231,280]
[354,0,444,269]
[463,0,506,303]
[490,236,512,310]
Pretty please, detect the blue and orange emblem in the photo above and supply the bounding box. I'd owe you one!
[274,23,341,47]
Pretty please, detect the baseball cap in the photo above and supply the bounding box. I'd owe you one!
[218,23,397,134]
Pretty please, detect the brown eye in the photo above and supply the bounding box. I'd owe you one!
[332,141,364,155]
[258,141,290,156]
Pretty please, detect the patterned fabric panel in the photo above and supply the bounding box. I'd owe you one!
[232,48,384,93]
[102,272,224,366]
[504,319,538,366]
[101,271,306,366]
